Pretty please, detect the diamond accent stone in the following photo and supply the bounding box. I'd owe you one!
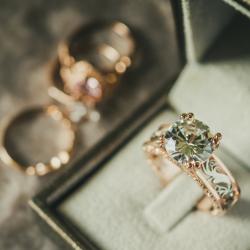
[165,118,214,164]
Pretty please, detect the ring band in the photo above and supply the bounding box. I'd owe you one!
[0,105,75,176]
[58,21,134,71]
[143,113,240,215]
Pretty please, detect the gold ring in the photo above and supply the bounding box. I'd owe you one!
[143,113,240,215]
[0,105,75,176]
[59,60,105,107]
[48,59,101,123]
[56,21,135,107]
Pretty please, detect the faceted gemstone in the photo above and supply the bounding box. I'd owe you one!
[165,118,214,164]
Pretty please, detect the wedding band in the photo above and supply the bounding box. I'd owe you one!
[143,113,240,215]
[0,105,75,176]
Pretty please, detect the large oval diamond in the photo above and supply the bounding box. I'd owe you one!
[165,119,214,164]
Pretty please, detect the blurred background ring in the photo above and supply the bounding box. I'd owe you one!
[0,105,75,176]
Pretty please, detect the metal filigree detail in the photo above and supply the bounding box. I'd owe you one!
[202,158,233,200]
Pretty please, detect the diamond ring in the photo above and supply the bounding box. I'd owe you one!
[143,113,240,215]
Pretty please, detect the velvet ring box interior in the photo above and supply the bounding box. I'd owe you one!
[30,0,250,249]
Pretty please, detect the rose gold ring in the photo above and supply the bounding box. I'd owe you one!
[143,113,240,215]
[0,105,75,176]
[48,60,102,123]
[56,21,135,107]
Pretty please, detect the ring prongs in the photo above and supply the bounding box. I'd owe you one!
[212,132,222,148]
[180,112,194,121]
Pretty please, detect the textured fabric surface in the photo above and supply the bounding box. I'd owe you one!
[144,174,203,233]
[59,110,250,250]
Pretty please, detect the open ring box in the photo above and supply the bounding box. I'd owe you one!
[30,0,250,249]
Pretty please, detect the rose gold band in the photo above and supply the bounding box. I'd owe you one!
[55,22,135,107]
[143,123,240,215]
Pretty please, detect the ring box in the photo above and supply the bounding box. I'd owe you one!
[30,0,250,249]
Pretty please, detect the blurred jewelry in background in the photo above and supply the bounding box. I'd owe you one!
[49,21,135,122]
[0,21,135,176]
[0,105,75,176]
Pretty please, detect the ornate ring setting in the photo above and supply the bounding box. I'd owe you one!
[143,113,240,215]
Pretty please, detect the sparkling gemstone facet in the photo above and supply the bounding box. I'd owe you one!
[165,118,214,164]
